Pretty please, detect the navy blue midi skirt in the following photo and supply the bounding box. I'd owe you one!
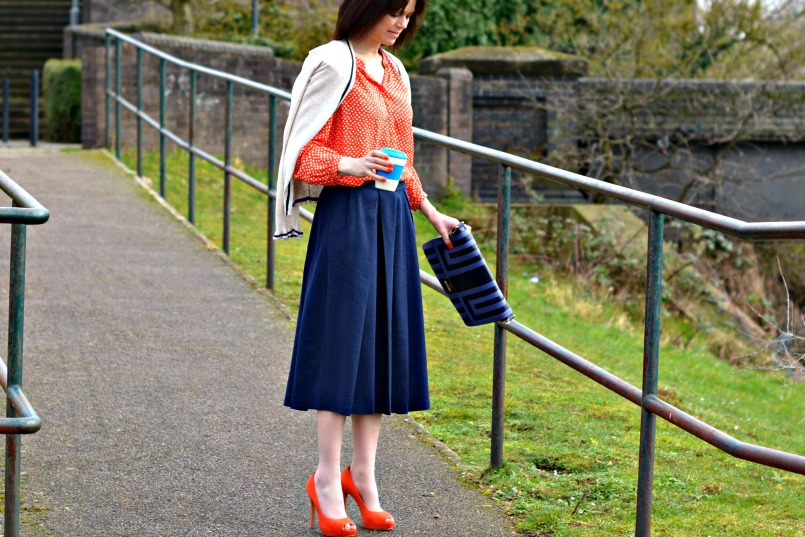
[284,180,430,416]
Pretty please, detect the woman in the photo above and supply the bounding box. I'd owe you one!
[274,0,459,535]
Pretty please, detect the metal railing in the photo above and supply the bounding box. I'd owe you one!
[104,28,805,537]
[1,72,41,146]
[0,169,49,537]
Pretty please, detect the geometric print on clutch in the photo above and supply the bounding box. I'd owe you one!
[423,222,514,327]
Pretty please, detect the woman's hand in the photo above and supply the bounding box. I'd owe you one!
[419,199,461,249]
[337,150,393,181]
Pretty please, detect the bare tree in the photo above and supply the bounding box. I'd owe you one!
[155,0,193,35]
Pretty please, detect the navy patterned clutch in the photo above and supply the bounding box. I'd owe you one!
[422,223,514,327]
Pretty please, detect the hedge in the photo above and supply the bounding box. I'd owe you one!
[43,59,82,143]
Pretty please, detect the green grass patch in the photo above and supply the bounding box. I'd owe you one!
[115,147,804,536]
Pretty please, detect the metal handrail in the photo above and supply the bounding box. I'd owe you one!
[104,29,805,537]
[0,170,50,225]
[1,73,42,147]
[0,167,49,537]
[412,128,805,239]
[106,29,291,99]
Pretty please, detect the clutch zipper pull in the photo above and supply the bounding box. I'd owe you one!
[448,222,465,237]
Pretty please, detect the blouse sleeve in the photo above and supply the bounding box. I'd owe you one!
[402,156,427,211]
[293,116,369,188]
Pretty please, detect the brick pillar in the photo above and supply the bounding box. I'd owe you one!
[78,34,106,148]
[411,75,448,195]
[435,67,473,197]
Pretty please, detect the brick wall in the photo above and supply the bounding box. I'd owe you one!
[577,78,805,142]
[468,74,805,215]
[471,76,552,202]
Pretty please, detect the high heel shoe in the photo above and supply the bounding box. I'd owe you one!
[307,472,357,537]
[341,466,396,531]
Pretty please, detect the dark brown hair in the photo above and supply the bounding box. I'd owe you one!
[332,0,427,51]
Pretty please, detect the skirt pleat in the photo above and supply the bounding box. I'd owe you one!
[284,181,429,416]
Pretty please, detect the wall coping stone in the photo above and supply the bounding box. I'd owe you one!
[140,32,275,58]
[65,21,138,40]
[420,46,588,77]
[65,23,276,60]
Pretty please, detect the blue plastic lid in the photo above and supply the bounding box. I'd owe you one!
[380,148,407,160]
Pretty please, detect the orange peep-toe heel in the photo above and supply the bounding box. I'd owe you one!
[341,466,396,531]
[307,472,357,537]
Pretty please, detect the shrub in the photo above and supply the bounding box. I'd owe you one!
[43,59,82,143]
[195,0,336,61]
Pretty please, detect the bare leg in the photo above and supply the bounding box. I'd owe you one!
[315,410,350,523]
[350,413,384,512]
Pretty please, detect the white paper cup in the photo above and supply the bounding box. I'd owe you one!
[375,148,407,191]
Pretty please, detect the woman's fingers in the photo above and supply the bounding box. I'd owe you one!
[437,215,461,249]
[371,151,393,171]
[441,231,453,249]
[339,152,393,180]
[362,151,392,179]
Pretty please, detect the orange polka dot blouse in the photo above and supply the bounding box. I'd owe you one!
[292,53,427,211]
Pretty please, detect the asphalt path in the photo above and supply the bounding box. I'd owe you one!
[0,146,515,537]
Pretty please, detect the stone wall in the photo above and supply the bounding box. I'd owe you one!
[573,78,805,219]
[420,47,805,216]
[577,78,805,142]
[470,76,552,202]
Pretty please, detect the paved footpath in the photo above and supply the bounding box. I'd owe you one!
[0,146,515,537]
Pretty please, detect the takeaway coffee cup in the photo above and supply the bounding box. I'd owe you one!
[375,148,407,191]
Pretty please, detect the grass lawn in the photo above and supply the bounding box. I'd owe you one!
[118,147,804,537]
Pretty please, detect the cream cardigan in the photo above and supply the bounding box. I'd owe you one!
[273,40,412,240]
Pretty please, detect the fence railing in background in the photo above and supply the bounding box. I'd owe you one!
[1,73,41,146]
[104,28,805,537]
[104,30,287,290]
[0,169,49,537]
[1,78,9,144]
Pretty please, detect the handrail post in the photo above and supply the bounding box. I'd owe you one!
[69,0,80,26]
[159,58,166,197]
[29,71,39,148]
[266,95,277,289]
[635,210,664,537]
[491,164,512,469]
[114,39,121,159]
[136,47,143,179]
[105,33,111,149]
[2,77,9,144]
[188,70,197,224]
[4,218,26,537]
[251,0,259,38]
[223,81,233,255]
